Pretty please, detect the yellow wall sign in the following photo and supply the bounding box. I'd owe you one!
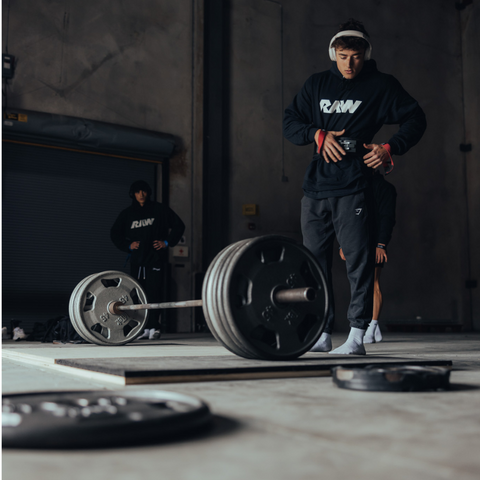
[5,112,28,122]
[242,204,259,216]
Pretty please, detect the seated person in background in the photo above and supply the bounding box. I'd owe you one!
[110,180,185,340]
[339,171,397,344]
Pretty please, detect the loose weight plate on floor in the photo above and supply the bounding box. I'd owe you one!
[332,365,451,392]
[202,235,328,360]
[2,390,212,448]
[69,271,149,345]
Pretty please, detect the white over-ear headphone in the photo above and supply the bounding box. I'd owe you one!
[328,30,372,61]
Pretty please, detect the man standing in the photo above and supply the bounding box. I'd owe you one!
[111,180,185,339]
[283,19,426,354]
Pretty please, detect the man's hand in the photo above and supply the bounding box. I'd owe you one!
[316,129,346,163]
[376,246,387,263]
[153,240,167,251]
[130,241,140,250]
[363,143,388,169]
[339,248,346,261]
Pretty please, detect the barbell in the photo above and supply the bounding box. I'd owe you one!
[69,235,329,360]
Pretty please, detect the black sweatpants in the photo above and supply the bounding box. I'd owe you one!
[301,190,375,333]
[131,264,163,329]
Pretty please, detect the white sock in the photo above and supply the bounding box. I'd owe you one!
[329,327,366,355]
[310,332,332,352]
[375,322,382,342]
[364,320,378,343]
[364,320,383,344]
[148,328,160,340]
[137,329,150,339]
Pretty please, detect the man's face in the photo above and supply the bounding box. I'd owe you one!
[335,48,365,79]
[134,190,147,206]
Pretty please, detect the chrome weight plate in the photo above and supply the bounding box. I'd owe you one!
[69,272,126,345]
[69,272,107,344]
[69,271,149,345]
[70,271,142,346]
[2,390,212,449]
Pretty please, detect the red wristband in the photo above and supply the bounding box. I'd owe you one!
[316,130,326,154]
[382,143,394,174]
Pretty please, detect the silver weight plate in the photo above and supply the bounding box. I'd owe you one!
[69,272,123,345]
[70,271,136,346]
[69,271,149,346]
[69,272,105,344]
[3,390,212,448]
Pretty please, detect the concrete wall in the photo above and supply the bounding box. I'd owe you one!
[2,0,200,331]
[461,2,480,330]
[4,0,479,332]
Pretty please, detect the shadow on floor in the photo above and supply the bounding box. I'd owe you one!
[3,414,243,451]
[447,383,480,392]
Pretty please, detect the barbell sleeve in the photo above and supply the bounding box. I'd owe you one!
[109,287,316,315]
[111,299,203,314]
[274,286,316,303]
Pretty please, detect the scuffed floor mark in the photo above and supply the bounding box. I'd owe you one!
[38,43,137,98]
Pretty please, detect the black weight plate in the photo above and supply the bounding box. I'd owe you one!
[202,241,242,351]
[211,239,259,358]
[2,390,212,449]
[332,365,451,392]
[202,239,255,358]
[222,236,328,360]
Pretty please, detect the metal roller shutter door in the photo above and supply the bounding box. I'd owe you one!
[2,141,157,332]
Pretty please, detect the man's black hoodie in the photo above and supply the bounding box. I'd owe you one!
[283,60,426,199]
[110,200,185,267]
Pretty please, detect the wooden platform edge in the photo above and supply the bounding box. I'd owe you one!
[124,369,333,385]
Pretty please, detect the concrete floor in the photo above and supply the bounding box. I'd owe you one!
[2,332,480,480]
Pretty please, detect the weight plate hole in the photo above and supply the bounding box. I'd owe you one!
[130,288,141,305]
[299,261,320,289]
[123,320,139,337]
[258,245,285,265]
[101,278,121,288]
[235,274,252,308]
[83,292,94,312]
[90,323,108,338]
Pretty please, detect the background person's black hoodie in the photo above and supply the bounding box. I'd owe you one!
[283,60,426,199]
[110,199,185,268]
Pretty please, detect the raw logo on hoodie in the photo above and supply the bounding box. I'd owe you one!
[320,99,362,114]
[131,218,155,229]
